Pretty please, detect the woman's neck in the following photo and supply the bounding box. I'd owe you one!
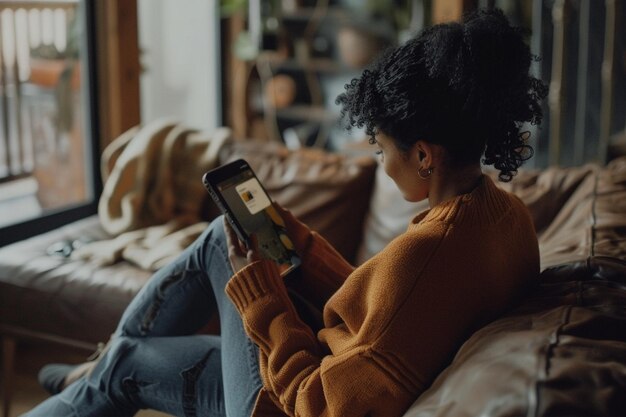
[428,164,483,208]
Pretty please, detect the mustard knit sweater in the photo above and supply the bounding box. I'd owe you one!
[225,175,539,417]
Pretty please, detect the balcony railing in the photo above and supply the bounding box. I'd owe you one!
[1,0,77,178]
[0,0,87,228]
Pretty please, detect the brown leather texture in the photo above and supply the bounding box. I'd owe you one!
[0,216,152,344]
[494,157,626,270]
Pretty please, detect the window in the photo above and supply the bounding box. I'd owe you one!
[0,0,100,246]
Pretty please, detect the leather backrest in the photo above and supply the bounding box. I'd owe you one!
[495,157,626,270]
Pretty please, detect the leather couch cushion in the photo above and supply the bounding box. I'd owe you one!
[0,216,151,344]
[536,158,626,269]
[403,260,626,417]
[490,157,626,270]
[355,160,428,265]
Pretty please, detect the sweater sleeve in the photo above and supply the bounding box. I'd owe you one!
[225,259,415,417]
[280,209,354,304]
[295,231,354,306]
[278,206,354,278]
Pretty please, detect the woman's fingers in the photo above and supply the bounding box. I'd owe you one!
[223,217,244,256]
[247,234,261,263]
[236,230,247,253]
[272,201,297,229]
[224,217,252,272]
[273,201,290,217]
[224,217,262,272]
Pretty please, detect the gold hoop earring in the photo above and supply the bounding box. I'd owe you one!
[418,167,433,179]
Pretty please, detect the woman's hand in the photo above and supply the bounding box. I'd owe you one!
[271,202,311,254]
[224,217,261,273]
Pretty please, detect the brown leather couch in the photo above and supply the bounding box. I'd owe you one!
[1,141,625,417]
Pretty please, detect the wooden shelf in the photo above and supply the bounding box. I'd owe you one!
[226,2,398,146]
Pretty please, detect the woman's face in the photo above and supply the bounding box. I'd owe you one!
[374,132,429,202]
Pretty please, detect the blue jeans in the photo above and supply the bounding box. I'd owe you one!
[24,216,263,417]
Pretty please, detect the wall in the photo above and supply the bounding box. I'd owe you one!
[138,0,221,131]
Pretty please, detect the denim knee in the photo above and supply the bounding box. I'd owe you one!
[194,216,231,277]
[90,335,226,417]
[88,336,141,412]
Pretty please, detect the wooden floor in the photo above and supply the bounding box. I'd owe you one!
[1,340,172,417]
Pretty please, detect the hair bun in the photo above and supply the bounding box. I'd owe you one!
[337,8,547,183]
[460,10,529,97]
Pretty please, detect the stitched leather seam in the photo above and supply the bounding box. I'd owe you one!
[530,305,573,417]
[590,169,599,260]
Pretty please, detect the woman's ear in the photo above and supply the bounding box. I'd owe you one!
[414,140,434,168]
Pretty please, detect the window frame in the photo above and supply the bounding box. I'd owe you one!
[0,0,102,247]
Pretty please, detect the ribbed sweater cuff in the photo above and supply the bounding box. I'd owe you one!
[225,259,286,313]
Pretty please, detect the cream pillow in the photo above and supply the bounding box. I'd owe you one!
[355,162,429,265]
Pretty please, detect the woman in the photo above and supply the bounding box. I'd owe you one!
[27,8,546,417]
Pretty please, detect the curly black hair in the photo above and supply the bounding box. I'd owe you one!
[336,9,548,182]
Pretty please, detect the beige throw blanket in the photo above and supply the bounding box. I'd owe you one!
[72,119,232,270]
